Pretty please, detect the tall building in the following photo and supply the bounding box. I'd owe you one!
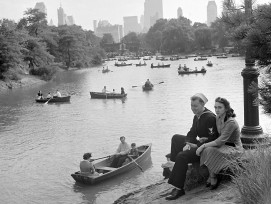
[49,19,54,26]
[123,16,141,36]
[57,6,65,26]
[95,20,123,43]
[207,1,217,26]
[177,7,183,18]
[143,0,163,32]
[34,2,47,14]
[93,20,97,33]
[57,5,75,26]
[140,15,144,31]
[66,16,75,25]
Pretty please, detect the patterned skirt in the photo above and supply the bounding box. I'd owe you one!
[200,145,243,174]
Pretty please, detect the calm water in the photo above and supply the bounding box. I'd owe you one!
[0,57,270,204]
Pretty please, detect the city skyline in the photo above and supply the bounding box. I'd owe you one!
[0,0,270,30]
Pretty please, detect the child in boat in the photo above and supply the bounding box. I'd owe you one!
[121,87,125,95]
[47,92,52,99]
[80,152,100,176]
[122,143,139,165]
[161,153,175,179]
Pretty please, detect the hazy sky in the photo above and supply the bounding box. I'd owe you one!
[0,0,269,31]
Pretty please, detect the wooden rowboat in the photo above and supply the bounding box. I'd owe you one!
[35,96,71,103]
[115,62,132,67]
[142,85,153,91]
[71,144,152,185]
[90,92,127,99]
[151,63,170,68]
[178,69,206,75]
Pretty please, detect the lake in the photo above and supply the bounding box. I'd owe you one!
[0,56,270,204]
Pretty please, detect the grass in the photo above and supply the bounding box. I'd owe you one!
[230,141,271,204]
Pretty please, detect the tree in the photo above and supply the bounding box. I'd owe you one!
[0,19,24,78]
[17,8,47,37]
[194,27,212,50]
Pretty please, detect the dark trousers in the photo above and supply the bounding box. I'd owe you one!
[168,134,200,189]
[163,168,171,179]
[111,155,127,168]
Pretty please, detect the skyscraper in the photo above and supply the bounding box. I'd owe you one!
[95,20,123,43]
[123,16,141,35]
[66,16,75,25]
[143,0,163,32]
[207,1,217,26]
[57,5,75,26]
[177,7,183,18]
[57,6,65,26]
[34,2,47,14]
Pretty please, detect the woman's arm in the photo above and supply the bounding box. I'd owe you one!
[196,119,237,156]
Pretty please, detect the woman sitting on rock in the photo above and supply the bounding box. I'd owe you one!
[196,97,244,190]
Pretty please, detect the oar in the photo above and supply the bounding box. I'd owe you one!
[44,98,52,105]
[128,155,143,172]
[132,81,164,88]
[92,155,111,161]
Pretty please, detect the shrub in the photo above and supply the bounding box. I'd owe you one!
[29,66,56,81]
[230,142,271,204]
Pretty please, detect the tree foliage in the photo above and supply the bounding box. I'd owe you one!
[0,9,105,80]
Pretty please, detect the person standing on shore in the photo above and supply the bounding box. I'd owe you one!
[165,93,219,200]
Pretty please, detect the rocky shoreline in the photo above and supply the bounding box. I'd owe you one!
[113,179,239,204]
[0,74,45,92]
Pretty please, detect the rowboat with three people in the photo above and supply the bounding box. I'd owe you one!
[151,63,170,68]
[71,144,152,185]
[35,96,71,103]
[90,92,127,99]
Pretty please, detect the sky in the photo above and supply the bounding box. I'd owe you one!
[0,0,270,31]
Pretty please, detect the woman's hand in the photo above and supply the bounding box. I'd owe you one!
[196,145,205,156]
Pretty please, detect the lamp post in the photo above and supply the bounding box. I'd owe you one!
[240,0,267,148]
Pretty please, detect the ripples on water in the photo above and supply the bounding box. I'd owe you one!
[0,57,270,204]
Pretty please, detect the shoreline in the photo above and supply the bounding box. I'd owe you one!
[0,73,46,92]
[113,179,240,204]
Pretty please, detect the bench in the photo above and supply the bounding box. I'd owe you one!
[95,166,117,172]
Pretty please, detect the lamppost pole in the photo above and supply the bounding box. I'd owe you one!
[240,0,266,148]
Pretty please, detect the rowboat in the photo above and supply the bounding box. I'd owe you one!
[35,96,71,103]
[142,85,153,91]
[194,57,207,61]
[135,62,147,66]
[90,92,127,99]
[151,63,170,68]
[217,55,228,59]
[115,62,132,67]
[102,69,110,73]
[71,144,152,185]
[206,62,213,67]
[178,68,206,75]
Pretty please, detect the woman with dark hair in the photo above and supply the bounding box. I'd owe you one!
[80,152,100,176]
[196,97,243,190]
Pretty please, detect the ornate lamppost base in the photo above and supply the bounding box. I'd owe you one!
[241,132,271,149]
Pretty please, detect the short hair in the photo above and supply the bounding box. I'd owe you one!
[83,152,92,160]
[120,136,125,140]
[131,143,136,147]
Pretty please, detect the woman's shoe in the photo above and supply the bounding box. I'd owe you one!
[206,177,211,187]
[210,176,220,190]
